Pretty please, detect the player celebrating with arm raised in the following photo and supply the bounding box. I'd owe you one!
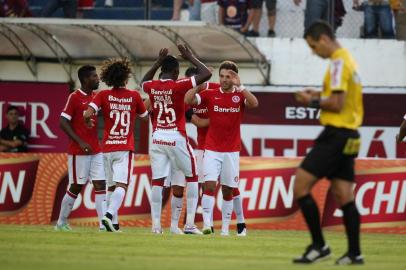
[56,65,106,232]
[184,67,248,235]
[84,58,148,232]
[185,61,258,236]
[142,45,211,234]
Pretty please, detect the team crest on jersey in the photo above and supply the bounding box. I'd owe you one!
[232,96,240,103]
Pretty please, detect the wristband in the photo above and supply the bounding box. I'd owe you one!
[309,98,320,108]
[185,108,194,122]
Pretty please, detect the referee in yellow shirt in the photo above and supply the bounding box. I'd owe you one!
[293,21,364,265]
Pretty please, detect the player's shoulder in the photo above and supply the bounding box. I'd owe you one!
[207,82,220,90]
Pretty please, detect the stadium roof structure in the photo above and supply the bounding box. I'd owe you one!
[0,18,270,85]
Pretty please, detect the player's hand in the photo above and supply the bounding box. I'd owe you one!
[178,44,193,60]
[84,117,95,128]
[293,0,302,6]
[228,70,241,88]
[79,142,93,154]
[157,48,168,64]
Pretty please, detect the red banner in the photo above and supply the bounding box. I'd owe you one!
[1,153,405,234]
[0,82,70,152]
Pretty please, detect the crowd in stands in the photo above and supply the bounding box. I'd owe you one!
[1,1,405,39]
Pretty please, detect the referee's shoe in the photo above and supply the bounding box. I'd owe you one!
[293,244,331,264]
[335,253,364,265]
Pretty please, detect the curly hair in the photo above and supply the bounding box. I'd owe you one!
[100,57,132,88]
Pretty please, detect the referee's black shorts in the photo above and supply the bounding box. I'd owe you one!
[300,125,361,182]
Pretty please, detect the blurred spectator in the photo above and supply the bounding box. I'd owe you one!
[41,0,77,18]
[172,0,201,21]
[294,0,347,31]
[105,0,113,7]
[0,0,32,17]
[293,0,328,31]
[218,0,252,33]
[201,0,217,23]
[354,0,395,38]
[77,0,94,18]
[0,106,29,153]
[245,0,277,37]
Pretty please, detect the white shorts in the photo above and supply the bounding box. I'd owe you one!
[68,153,105,185]
[164,166,186,187]
[150,130,196,181]
[203,150,240,188]
[195,149,204,183]
[103,151,134,186]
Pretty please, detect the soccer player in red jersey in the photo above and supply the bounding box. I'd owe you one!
[185,67,248,235]
[84,58,148,232]
[55,65,106,231]
[141,45,211,234]
[185,61,258,236]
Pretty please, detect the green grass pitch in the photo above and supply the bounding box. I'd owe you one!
[1,225,405,270]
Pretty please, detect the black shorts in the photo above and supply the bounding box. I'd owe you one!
[300,126,361,182]
[251,0,277,11]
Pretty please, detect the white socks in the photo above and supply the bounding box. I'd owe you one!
[233,195,245,224]
[57,191,77,226]
[186,182,198,226]
[221,198,233,234]
[106,186,125,219]
[201,194,215,229]
[151,185,163,229]
[95,191,106,229]
[171,195,183,229]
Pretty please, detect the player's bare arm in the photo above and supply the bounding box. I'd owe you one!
[396,120,406,143]
[177,44,212,85]
[295,90,345,113]
[191,115,210,128]
[228,70,259,109]
[141,48,169,83]
[60,116,93,153]
[83,107,96,128]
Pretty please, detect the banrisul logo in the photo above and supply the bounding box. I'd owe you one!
[0,157,39,214]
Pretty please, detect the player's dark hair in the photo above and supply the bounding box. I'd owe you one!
[6,105,19,113]
[185,66,198,77]
[219,61,238,74]
[100,58,132,88]
[304,20,336,41]
[77,65,96,84]
[161,55,179,74]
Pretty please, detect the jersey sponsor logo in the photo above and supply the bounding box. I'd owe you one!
[151,89,173,95]
[192,107,208,114]
[213,105,240,113]
[152,139,176,146]
[330,59,344,88]
[108,96,133,103]
[105,139,127,145]
[232,95,240,103]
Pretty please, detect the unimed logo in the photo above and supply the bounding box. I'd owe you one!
[0,158,39,213]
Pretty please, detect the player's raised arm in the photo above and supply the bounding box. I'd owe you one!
[229,70,259,109]
[177,44,212,86]
[141,48,168,83]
